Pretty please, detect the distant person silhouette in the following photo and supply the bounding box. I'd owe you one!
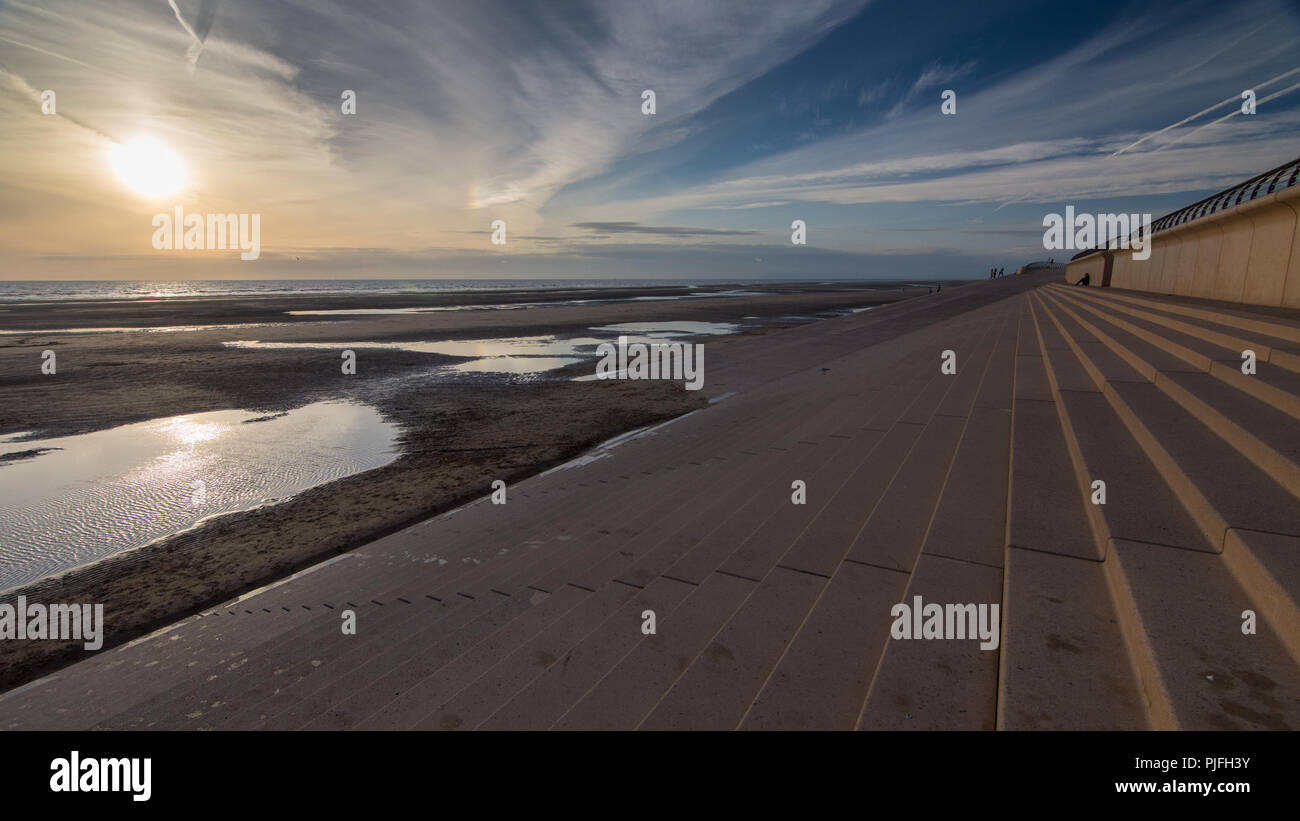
[1074,272,1091,286]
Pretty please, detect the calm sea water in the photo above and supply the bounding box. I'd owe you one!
[0,279,751,303]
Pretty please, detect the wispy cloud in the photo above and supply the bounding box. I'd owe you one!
[572,221,761,237]
[3,0,1300,279]
[884,59,977,119]
[582,0,1300,218]
[911,60,978,91]
[0,0,869,263]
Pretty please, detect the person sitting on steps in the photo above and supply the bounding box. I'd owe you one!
[1074,272,1091,286]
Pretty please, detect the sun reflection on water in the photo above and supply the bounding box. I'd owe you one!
[159,417,229,446]
[0,401,400,591]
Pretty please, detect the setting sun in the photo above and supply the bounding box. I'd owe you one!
[108,136,186,198]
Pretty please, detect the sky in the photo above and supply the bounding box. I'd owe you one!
[1,0,1299,281]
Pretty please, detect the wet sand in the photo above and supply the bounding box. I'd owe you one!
[0,281,920,690]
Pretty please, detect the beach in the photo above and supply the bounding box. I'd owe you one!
[0,280,920,690]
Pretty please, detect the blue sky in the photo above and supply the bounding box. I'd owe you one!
[2,0,1299,279]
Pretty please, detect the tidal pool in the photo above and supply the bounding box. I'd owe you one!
[589,321,738,336]
[0,401,400,591]
[224,322,741,375]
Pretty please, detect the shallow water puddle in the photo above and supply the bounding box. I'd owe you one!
[589,321,738,336]
[286,304,536,315]
[448,356,584,374]
[0,401,399,590]
[225,322,739,375]
[226,337,591,373]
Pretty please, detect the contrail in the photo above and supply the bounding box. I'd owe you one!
[0,33,101,71]
[1151,77,1300,153]
[1109,65,1300,157]
[1176,22,1268,78]
[1109,92,1244,157]
[166,0,200,42]
[992,194,1031,213]
[0,66,119,143]
[165,0,223,67]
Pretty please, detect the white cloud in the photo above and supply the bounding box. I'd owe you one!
[0,0,871,257]
[581,0,1300,218]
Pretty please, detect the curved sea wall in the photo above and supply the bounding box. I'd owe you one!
[1066,183,1300,308]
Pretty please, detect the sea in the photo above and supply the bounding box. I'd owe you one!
[0,278,806,303]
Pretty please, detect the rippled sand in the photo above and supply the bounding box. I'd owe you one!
[0,402,398,590]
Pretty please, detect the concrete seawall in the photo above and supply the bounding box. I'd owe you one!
[3,270,1298,730]
[1067,172,1300,308]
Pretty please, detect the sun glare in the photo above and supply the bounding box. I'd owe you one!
[109,136,186,198]
[159,417,227,446]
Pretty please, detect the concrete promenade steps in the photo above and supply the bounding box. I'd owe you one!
[2,270,1297,731]
[1031,285,1300,728]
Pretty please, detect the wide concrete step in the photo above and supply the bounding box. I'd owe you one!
[716,311,1005,583]
[1106,537,1300,729]
[496,384,889,601]
[411,580,642,730]
[847,306,1021,728]
[1037,290,1300,665]
[996,295,1150,729]
[774,304,1011,578]
[1045,285,1300,420]
[1088,287,1300,340]
[638,566,828,730]
[477,576,698,729]
[738,560,906,730]
[712,301,1020,729]
[567,395,879,590]
[1044,288,1300,496]
[1030,293,1208,551]
[261,586,558,729]
[997,546,1149,729]
[857,553,1004,729]
[1051,283,1300,361]
[551,571,757,729]
[338,582,602,730]
[142,596,484,729]
[1031,291,1300,729]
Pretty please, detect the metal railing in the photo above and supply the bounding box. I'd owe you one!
[1069,155,1300,260]
[1149,155,1300,233]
